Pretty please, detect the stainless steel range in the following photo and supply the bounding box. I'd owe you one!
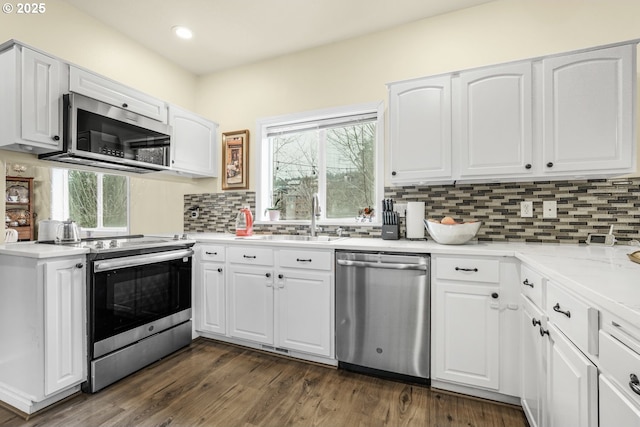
[43,234,195,392]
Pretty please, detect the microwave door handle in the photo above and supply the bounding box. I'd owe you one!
[94,249,194,272]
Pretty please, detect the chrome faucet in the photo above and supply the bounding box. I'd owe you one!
[310,193,321,237]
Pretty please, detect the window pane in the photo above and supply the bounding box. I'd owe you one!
[68,170,97,228]
[102,174,128,227]
[271,131,319,220]
[325,122,376,219]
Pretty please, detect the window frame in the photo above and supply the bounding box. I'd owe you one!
[50,168,130,233]
[256,101,384,225]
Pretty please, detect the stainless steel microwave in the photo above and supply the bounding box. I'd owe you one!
[39,93,172,173]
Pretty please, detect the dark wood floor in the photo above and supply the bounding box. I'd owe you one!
[0,339,528,427]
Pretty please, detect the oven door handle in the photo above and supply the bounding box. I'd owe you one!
[94,248,194,272]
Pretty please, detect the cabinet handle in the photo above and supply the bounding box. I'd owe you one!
[296,258,312,263]
[455,267,478,272]
[217,268,223,273]
[52,135,60,141]
[629,374,640,396]
[205,251,218,255]
[539,326,549,337]
[532,318,541,327]
[553,303,571,318]
[546,162,554,168]
[523,279,534,288]
[525,163,531,169]
[122,103,128,108]
[75,263,84,269]
[243,255,257,259]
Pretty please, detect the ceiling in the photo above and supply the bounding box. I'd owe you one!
[63,0,494,76]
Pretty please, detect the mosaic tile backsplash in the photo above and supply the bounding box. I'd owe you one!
[184,178,640,244]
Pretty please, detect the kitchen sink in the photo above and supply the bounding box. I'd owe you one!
[236,235,345,242]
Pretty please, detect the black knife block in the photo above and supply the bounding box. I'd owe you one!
[381,223,400,240]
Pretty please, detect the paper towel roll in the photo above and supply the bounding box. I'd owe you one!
[406,202,425,239]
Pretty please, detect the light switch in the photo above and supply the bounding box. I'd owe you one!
[543,200,557,219]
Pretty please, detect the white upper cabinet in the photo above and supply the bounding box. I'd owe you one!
[0,44,66,152]
[168,104,218,178]
[542,44,635,175]
[388,75,452,184]
[456,62,533,179]
[69,66,168,123]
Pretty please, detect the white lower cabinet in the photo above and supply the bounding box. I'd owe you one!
[431,254,520,402]
[599,375,640,426]
[195,244,334,362]
[521,295,547,427]
[546,323,598,427]
[0,254,86,415]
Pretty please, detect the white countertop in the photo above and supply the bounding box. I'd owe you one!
[3,233,639,326]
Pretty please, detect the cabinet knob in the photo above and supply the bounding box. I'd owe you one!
[391,171,397,176]
[546,162,554,168]
[122,103,128,108]
[532,318,541,327]
[525,163,531,169]
[265,273,271,278]
[491,292,499,299]
[75,263,83,269]
[217,268,223,273]
[278,274,284,279]
[52,135,60,141]
[539,326,549,337]
[629,374,640,396]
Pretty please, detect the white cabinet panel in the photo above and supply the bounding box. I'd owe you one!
[227,264,274,345]
[169,105,218,177]
[433,282,500,389]
[458,62,533,178]
[542,44,635,174]
[197,262,226,336]
[388,75,452,184]
[70,66,167,122]
[43,258,85,396]
[600,375,640,427]
[276,270,332,356]
[521,296,546,427]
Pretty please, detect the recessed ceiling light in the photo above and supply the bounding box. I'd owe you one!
[172,26,193,40]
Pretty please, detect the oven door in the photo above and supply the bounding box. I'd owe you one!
[90,248,193,358]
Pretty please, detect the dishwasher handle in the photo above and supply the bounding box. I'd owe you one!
[336,258,428,271]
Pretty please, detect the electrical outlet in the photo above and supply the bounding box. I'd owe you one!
[394,203,407,217]
[543,200,557,219]
[520,201,533,218]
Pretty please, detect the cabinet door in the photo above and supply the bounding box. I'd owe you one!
[227,264,274,345]
[169,105,218,177]
[196,262,226,335]
[521,296,546,427]
[433,282,500,389]
[21,47,62,147]
[69,66,167,122]
[44,258,85,395]
[276,270,332,357]
[542,44,635,174]
[547,323,598,427]
[458,62,533,178]
[599,374,640,427]
[388,75,452,184]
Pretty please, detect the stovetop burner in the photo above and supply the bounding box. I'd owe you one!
[39,234,194,253]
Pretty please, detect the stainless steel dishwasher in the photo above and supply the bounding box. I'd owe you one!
[335,251,430,383]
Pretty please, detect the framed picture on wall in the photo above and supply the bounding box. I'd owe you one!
[221,129,249,190]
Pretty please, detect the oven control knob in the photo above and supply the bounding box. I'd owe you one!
[109,239,118,248]
[95,241,105,249]
[173,234,180,240]
[182,233,188,240]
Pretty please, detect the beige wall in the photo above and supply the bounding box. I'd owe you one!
[3,0,640,240]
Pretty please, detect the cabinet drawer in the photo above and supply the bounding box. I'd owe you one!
[520,264,544,308]
[279,249,332,271]
[600,331,640,407]
[198,245,225,262]
[546,281,598,357]
[228,246,273,266]
[435,256,499,283]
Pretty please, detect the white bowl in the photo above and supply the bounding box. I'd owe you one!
[423,219,482,245]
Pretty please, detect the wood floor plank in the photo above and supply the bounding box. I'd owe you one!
[0,339,528,427]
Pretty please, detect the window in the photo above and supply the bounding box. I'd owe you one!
[51,168,129,233]
[257,102,384,224]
